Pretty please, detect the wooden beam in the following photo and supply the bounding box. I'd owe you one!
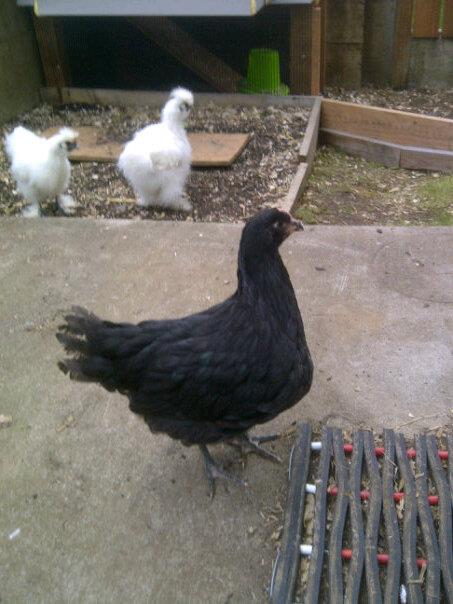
[321,98,453,151]
[399,146,453,172]
[320,129,402,168]
[310,4,323,95]
[391,0,414,88]
[412,0,441,38]
[33,16,70,97]
[321,128,453,172]
[128,17,242,93]
[282,95,321,213]
[41,87,316,109]
[299,96,321,163]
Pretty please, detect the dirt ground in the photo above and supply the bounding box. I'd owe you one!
[295,146,453,226]
[0,102,308,222]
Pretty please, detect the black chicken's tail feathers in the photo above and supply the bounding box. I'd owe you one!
[56,306,150,392]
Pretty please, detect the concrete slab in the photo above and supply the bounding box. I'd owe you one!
[1,218,452,603]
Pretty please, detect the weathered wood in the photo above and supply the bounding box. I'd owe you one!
[310,5,322,95]
[299,97,321,163]
[412,0,441,38]
[42,126,250,167]
[128,17,242,93]
[321,98,453,151]
[399,146,453,172]
[289,5,309,95]
[392,0,414,88]
[33,16,70,95]
[281,163,309,215]
[270,424,312,604]
[320,128,401,168]
[41,87,316,109]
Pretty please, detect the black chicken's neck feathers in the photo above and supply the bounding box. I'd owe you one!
[236,238,298,314]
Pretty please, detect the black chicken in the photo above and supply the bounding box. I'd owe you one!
[57,209,313,495]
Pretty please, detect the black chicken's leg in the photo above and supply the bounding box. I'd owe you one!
[199,444,247,498]
[226,433,282,463]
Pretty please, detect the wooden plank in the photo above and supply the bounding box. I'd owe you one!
[392,0,414,88]
[42,126,250,167]
[412,0,441,38]
[289,5,309,95]
[443,0,453,37]
[321,98,453,151]
[281,163,310,214]
[190,133,250,167]
[32,16,70,95]
[399,146,453,172]
[41,87,316,109]
[128,17,242,93]
[310,5,323,95]
[321,128,401,168]
[322,128,453,172]
[299,96,321,163]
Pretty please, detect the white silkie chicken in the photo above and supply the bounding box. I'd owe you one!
[4,126,78,217]
[118,87,194,212]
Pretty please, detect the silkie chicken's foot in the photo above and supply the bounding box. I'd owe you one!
[57,194,77,215]
[199,444,247,498]
[226,433,282,464]
[22,203,41,218]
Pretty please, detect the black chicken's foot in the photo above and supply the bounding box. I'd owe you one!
[227,433,282,464]
[199,444,247,498]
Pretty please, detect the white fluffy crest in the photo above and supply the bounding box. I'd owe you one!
[169,87,194,106]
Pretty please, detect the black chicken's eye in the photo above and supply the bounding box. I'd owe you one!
[272,221,280,230]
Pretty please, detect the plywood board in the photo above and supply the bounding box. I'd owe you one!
[42,127,250,166]
[321,99,453,152]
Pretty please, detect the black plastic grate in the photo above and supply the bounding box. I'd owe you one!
[270,425,453,604]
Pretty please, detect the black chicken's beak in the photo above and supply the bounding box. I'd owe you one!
[285,217,304,236]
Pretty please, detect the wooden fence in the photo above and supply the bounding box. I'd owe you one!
[412,0,453,38]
